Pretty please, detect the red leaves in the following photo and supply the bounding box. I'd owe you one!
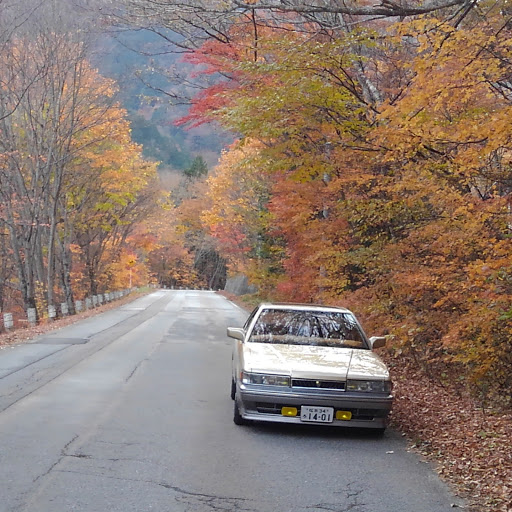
[175,82,236,128]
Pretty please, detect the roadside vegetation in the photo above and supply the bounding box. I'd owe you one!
[0,1,213,325]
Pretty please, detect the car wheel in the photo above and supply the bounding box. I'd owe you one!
[233,400,248,426]
[230,378,236,400]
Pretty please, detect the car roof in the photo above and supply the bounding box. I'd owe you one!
[257,303,353,314]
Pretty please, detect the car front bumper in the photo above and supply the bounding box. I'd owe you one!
[237,383,393,429]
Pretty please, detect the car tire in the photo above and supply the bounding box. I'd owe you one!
[230,378,236,400]
[233,400,248,426]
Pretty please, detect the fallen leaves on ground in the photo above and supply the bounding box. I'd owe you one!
[386,356,512,512]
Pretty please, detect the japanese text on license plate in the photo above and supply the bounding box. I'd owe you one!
[300,406,334,423]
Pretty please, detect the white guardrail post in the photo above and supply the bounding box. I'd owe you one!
[1,287,135,334]
[3,312,14,331]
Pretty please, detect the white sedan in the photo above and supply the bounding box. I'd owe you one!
[228,303,393,432]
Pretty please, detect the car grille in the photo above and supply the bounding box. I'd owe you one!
[292,379,346,391]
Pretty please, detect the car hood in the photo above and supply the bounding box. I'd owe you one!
[243,343,389,380]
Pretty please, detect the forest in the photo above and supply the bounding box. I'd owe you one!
[1,0,512,407]
[0,0,201,324]
[93,28,232,172]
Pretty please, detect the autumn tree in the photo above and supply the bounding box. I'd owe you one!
[0,32,100,313]
[69,121,161,295]
[0,1,163,317]
[359,10,512,401]
[146,223,200,289]
[201,140,279,291]
[188,26,377,294]
[172,171,228,289]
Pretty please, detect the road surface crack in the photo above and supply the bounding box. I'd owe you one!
[125,357,148,383]
[47,470,257,511]
[308,482,365,512]
[159,483,254,511]
[31,434,80,485]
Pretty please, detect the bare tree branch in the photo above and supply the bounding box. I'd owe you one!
[232,0,469,18]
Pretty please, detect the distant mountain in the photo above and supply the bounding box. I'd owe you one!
[92,28,232,174]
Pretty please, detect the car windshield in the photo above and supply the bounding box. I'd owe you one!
[248,309,367,349]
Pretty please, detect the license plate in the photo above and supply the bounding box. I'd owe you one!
[300,406,334,423]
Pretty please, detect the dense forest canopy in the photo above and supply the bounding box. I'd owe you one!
[0,3,511,509]
[0,0,190,320]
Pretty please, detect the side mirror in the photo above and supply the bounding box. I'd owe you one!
[227,327,245,341]
[369,336,387,349]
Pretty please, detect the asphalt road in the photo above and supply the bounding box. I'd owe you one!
[0,290,465,512]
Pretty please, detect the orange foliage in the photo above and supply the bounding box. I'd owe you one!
[186,8,512,409]
[201,140,272,274]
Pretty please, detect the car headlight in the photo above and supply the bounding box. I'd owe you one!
[346,379,392,393]
[241,372,290,386]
